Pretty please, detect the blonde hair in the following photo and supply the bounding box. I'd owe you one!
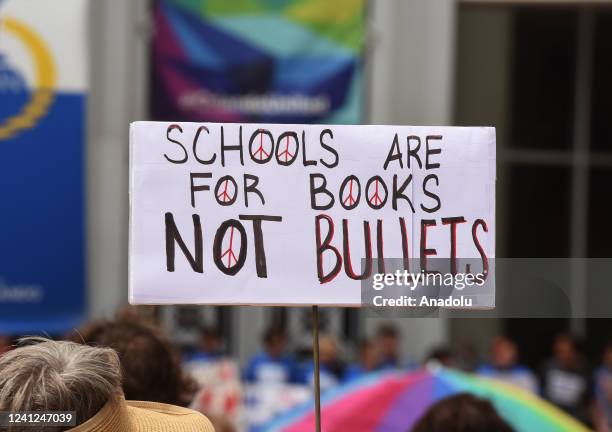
[0,337,122,431]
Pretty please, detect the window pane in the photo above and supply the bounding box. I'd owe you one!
[506,318,569,369]
[591,11,612,151]
[586,319,612,363]
[511,9,577,150]
[508,166,571,257]
[588,168,612,257]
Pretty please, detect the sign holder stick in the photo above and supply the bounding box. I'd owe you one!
[312,305,322,432]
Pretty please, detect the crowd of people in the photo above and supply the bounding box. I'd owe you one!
[0,313,611,431]
[184,322,612,430]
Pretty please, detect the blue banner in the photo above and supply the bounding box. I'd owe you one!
[0,0,88,334]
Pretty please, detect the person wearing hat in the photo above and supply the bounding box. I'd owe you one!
[0,338,214,431]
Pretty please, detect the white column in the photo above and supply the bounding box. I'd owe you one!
[87,0,149,320]
[369,0,457,126]
[366,0,458,360]
[569,10,594,334]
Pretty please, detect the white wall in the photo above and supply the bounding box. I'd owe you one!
[87,0,149,320]
[366,0,458,360]
[369,0,457,126]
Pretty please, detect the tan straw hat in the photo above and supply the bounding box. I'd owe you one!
[68,396,214,432]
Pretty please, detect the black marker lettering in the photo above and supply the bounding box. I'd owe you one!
[399,217,410,271]
[366,176,388,210]
[301,130,317,166]
[376,219,385,274]
[471,219,489,279]
[319,129,338,168]
[164,124,188,164]
[249,128,274,164]
[442,216,466,275]
[193,125,216,164]
[315,214,342,283]
[214,175,238,206]
[190,173,212,207]
[383,133,403,170]
[239,215,282,278]
[309,174,335,210]
[420,219,437,272]
[425,135,442,169]
[421,174,441,213]
[276,131,299,166]
[392,174,414,212]
[244,174,265,207]
[165,212,203,273]
[213,220,247,275]
[221,125,244,167]
[339,175,360,210]
[342,219,372,280]
[407,135,422,169]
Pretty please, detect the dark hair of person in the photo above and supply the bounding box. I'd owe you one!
[411,393,514,432]
[358,338,373,351]
[377,324,399,338]
[201,326,221,339]
[425,346,453,363]
[263,326,286,345]
[68,316,197,407]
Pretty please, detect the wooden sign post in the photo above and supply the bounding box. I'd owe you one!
[312,305,322,432]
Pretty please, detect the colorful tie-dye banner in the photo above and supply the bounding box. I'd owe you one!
[151,0,364,124]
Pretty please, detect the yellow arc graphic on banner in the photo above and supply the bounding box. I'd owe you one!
[0,17,56,139]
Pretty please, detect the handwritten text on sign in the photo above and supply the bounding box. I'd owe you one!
[129,122,495,306]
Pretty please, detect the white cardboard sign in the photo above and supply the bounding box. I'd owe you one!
[129,122,495,306]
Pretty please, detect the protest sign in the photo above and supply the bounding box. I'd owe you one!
[130,122,495,306]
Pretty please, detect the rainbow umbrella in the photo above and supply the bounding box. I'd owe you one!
[260,367,589,432]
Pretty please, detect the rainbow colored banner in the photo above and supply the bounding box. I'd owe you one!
[262,369,589,432]
[151,0,364,124]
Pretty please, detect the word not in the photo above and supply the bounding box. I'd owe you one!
[165,213,282,277]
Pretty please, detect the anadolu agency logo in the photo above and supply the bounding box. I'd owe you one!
[0,11,56,140]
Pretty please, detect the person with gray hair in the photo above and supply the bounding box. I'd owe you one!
[0,337,121,430]
[0,338,213,432]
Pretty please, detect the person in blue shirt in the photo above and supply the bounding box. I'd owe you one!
[424,346,455,368]
[376,324,403,370]
[243,326,302,384]
[303,335,345,392]
[344,339,380,382]
[477,336,538,394]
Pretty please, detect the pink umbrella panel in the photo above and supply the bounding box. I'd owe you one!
[261,368,590,432]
